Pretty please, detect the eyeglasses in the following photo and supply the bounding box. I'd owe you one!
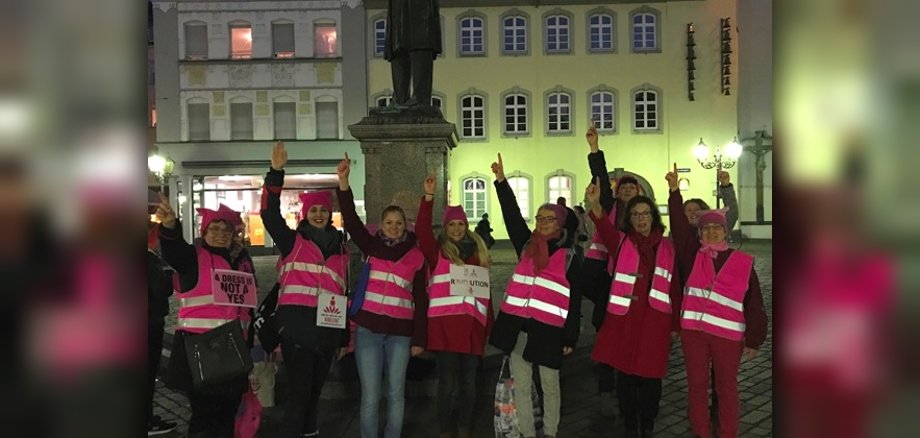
[206,226,234,236]
[535,216,558,223]
[630,211,652,219]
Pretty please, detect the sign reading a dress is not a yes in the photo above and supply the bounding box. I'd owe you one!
[449,265,490,299]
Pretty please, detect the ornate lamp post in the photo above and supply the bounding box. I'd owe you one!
[147,153,175,192]
[693,137,743,208]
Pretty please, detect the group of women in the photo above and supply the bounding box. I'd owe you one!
[153,128,766,438]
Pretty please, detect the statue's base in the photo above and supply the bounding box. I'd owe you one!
[360,105,446,125]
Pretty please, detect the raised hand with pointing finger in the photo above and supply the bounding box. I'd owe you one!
[155,193,177,229]
[585,177,603,217]
[718,168,731,187]
[271,141,288,171]
[666,163,679,192]
[423,175,436,200]
[586,119,599,153]
[491,153,506,182]
[337,152,351,190]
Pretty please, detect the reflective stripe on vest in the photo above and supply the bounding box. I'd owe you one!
[585,207,618,271]
[175,247,252,334]
[607,237,675,315]
[277,235,349,308]
[360,248,425,320]
[680,250,754,341]
[500,249,571,327]
[427,254,489,326]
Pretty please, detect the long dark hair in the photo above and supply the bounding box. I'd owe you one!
[683,198,710,210]
[621,195,665,234]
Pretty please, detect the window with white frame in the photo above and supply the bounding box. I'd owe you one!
[507,176,530,219]
[633,90,659,130]
[315,24,338,57]
[431,96,443,109]
[273,102,296,139]
[548,175,573,205]
[545,15,570,53]
[462,177,487,220]
[547,92,571,133]
[230,24,252,59]
[187,102,210,140]
[459,16,485,55]
[376,96,392,107]
[589,14,614,51]
[373,19,386,56]
[272,22,295,58]
[460,94,485,139]
[590,91,615,131]
[504,94,527,134]
[316,101,339,139]
[185,22,208,59]
[230,102,254,140]
[502,16,527,54]
[632,13,657,51]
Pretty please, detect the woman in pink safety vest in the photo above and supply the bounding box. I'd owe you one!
[487,153,582,438]
[155,195,255,438]
[584,177,682,438]
[335,153,429,438]
[583,121,644,412]
[416,175,493,438]
[666,164,768,438]
[259,142,351,438]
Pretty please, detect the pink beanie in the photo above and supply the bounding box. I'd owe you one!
[698,208,729,231]
[539,203,568,227]
[197,204,241,236]
[299,190,333,218]
[442,205,468,226]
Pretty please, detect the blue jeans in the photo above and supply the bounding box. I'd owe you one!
[354,325,411,438]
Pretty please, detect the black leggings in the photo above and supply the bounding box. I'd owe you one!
[435,352,480,433]
[279,341,334,438]
[616,370,663,433]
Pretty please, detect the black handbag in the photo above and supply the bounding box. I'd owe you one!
[253,283,282,353]
[183,319,253,389]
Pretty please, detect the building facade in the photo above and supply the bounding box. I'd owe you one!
[367,0,750,240]
[151,0,370,246]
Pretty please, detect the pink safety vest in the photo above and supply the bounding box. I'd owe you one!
[361,247,426,320]
[427,252,489,326]
[277,234,349,308]
[175,247,253,334]
[607,237,676,315]
[500,249,572,328]
[680,250,754,341]
[585,205,618,273]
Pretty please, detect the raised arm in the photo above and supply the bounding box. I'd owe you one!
[416,175,439,269]
[586,121,615,214]
[585,177,624,256]
[154,193,197,277]
[718,169,739,232]
[491,153,532,257]
[666,163,699,280]
[336,152,376,253]
[260,141,297,257]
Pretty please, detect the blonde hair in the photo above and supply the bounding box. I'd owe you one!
[437,228,492,268]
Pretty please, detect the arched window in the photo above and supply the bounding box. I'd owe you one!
[547,92,572,133]
[507,175,531,219]
[373,19,386,57]
[460,94,485,139]
[461,176,488,220]
[503,93,528,134]
[633,88,660,131]
[547,174,574,206]
[630,9,660,52]
[459,16,485,55]
[589,90,616,131]
[588,13,614,51]
[502,15,527,54]
[545,15,570,53]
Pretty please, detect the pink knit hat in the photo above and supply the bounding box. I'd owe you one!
[698,208,728,231]
[217,203,244,231]
[442,205,468,226]
[197,204,241,236]
[299,190,333,218]
[538,203,568,227]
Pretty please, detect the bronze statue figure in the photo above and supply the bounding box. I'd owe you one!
[385,0,442,107]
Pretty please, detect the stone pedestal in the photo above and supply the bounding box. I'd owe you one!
[348,107,458,227]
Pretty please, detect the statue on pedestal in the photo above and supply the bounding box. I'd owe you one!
[385,0,442,108]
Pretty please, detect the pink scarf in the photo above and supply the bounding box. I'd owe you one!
[699,240,729,258]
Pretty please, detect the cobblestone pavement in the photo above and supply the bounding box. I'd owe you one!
[153,240,772,437]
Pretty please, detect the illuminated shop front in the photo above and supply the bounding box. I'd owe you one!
[174,173,349,247]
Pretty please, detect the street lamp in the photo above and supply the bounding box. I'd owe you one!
[147,153,175,191]
[693,137,743,208]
